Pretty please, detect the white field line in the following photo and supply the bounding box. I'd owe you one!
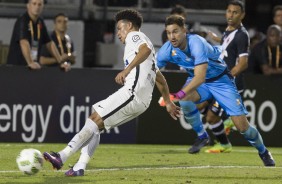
[2,144,282,151]
[1,165,282,173]
[95,145,282,154]
[2,144,282,155]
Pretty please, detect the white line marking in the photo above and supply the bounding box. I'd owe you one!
[2,165,282,173]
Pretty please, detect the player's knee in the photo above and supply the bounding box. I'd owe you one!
[231,116,249,132]
[205,111,221,124]
[89,111,104,130]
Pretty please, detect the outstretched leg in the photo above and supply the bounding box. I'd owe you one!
[232,115,275,166]
[65,129,100,176]
[44,112,103,171]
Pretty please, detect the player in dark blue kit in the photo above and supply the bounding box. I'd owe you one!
[157,14,275,166]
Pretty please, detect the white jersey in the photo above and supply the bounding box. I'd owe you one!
[123,31,158,105]
[93,31,158,130]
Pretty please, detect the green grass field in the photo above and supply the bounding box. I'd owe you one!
[0,143,281,184]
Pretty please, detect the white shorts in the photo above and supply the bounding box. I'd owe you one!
[92,87,148,130]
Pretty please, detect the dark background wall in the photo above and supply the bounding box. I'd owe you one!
[244,0,282,33]
[0,66,281,147]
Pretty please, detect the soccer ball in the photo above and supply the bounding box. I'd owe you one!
[16,148,44,175]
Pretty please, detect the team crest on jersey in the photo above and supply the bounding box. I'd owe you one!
[132,35,140,42]
[171,50,177,56]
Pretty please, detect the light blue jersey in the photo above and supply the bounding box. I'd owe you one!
[157,34,227,80]
[157,33,247,116]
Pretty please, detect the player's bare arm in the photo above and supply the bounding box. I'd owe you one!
[207,31,221,43]
[181,63,207,101]
[115,43,151,85]
[230,55,248,76]
[155,71,181,120]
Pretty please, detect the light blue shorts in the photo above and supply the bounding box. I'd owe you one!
[184,75,248,116]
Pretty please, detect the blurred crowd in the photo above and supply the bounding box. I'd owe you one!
[0,0,282,76]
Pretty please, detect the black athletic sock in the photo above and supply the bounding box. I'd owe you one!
[210,120,230,145]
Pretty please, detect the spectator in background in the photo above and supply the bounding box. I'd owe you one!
[273,5,282,32]
[161,5,187,70]
[40,13,75,72]
[272,5,282,44]
[249,24,282,75]
[248,27,265,50]
[7,0,63,70]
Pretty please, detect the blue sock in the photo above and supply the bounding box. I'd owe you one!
[240,125,266,154]
[179,101,208,139]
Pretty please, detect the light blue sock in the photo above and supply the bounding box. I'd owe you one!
[179,101,208,138]
[241,125,266,154]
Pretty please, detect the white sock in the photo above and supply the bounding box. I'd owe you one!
[73,129,100,171]
[59,118,98,163]
[73,154,90,171]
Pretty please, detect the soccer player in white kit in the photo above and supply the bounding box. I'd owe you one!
[43,9,180,176]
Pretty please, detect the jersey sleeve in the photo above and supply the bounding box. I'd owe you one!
[125,32,149,64]
[189,36,209,65]
[236,31,250,57]
[156,43,171,69]
[18,17,30,41]
[127,32,148,51]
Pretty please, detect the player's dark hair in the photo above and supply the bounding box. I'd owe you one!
[273,5,282,17]
[165,15,185,28]
[54,13,68,22]
[115,9,143,29]
[228,0,245,12]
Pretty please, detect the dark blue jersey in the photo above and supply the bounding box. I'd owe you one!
[220,26,249,91]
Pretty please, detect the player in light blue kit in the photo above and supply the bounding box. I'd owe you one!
[157,15,275,166]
